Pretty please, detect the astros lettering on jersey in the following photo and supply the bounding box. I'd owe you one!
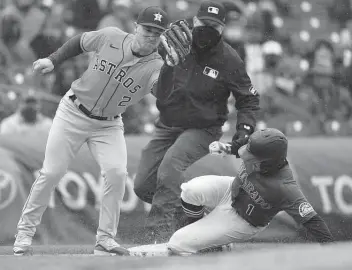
[71,27,163,117]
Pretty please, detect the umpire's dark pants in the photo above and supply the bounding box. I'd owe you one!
[134,119,222,236]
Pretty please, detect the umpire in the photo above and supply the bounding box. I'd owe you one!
[134,0,260,243]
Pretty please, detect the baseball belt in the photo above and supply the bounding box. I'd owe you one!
[69,95,120,121]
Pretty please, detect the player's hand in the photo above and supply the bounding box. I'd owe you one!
[32,58,54,74]
[231,124,253,157]
[209,141,232,156]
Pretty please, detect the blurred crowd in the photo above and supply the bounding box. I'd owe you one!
[0,0,352,136]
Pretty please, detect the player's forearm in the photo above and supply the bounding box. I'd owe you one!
[235,95,260,129]
[153,64,175,101]
[47,34,83,67]
[303,214,334,243]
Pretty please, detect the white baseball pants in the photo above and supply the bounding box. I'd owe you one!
[17,93,127,242]
[167,175,266,254]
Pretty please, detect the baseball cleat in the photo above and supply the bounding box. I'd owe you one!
[13,233,33,256]
[94,238,130,256]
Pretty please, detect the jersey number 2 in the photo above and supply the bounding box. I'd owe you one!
[246,204,254,215]
[118,95,131,107]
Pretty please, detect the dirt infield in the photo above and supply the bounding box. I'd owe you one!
[0,243,351,270]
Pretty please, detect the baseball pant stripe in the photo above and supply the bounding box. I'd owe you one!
[18,170,42,228]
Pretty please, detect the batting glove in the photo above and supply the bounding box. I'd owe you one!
[209,141,232,157]
[231,124,253,157]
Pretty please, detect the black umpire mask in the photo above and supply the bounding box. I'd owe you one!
[192,26,221,51]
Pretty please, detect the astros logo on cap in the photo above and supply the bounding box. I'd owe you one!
[208,6,219,14]
[154,12,163,22]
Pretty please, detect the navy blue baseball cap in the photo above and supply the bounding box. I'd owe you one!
[137,6,169,31]
[197,1,226,26]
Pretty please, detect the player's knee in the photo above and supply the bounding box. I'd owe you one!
[108,167,127,178]
[133,169,155,203]
[40,168,66,182]
[168,229,196,255]
[182,175,224,207]
[157,154,185,183]
[133,171,148,193]
[133,184,153,204]
[184,175,213,191]
[180,177,205,205]
[105,168,127,188]
[133,184,143,199]
[133,171,145,190]
[180,182,195,201]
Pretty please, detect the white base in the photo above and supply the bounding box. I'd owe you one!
[128,243,235,257]
[128,243,170,257]
[93,249,117,256]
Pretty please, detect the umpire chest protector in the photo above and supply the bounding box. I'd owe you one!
[156,39,253,128]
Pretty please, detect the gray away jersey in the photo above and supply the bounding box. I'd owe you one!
[70,27,163,117]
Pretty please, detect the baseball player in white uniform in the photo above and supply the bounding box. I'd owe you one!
[13,6,169,256]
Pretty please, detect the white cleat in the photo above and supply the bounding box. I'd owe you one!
[94,238,130,256]
[13,233,33,256]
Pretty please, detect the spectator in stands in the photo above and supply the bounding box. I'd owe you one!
[274,37,306,96]
[245,3,265,44]
[262,40,282,72]
[96,0,113,14]
[303,39,352,131]
[273,0,291,17]
[328,0,352,28]
[308,40,337,120]
[222,0,247,62]
[0,0,47,64]
[245,1,278,44]
[97,0,135,33]
[260,2,277,42]
[29,0,65,59]
[67,0,102,31]
[0,94,52,135]
[0,10,21,48]
[250,40,282,95]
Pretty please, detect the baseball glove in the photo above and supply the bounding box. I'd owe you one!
[160,20,192,66]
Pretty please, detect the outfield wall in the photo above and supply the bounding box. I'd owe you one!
[0,134,351,245]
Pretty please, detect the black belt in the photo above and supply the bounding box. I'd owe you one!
[69,95,120,121]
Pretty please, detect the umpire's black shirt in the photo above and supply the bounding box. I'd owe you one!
[154,38,260,129]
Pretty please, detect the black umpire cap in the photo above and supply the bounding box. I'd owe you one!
[137,6,169,31]
[197,1,226,26]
